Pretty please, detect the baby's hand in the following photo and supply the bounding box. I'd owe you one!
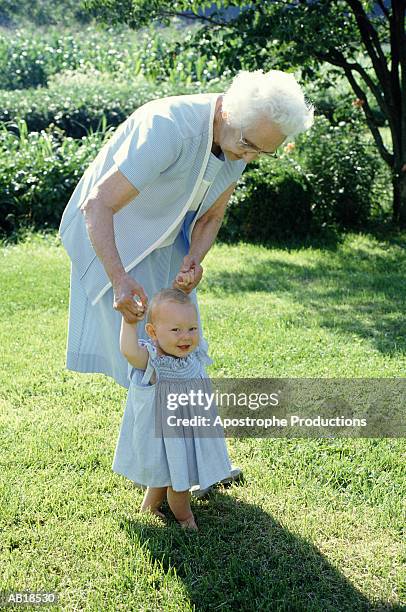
[132,295,146,321]
[175,269,195,289]
[172,255,203,294]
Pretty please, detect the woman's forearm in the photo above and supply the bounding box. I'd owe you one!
[79,167,140,286]
[188,216,223,264]
[80,199,126,285]
[188,183,234,264]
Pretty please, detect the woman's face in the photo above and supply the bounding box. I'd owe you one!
[145,301,199,358]
[219,113,287,163]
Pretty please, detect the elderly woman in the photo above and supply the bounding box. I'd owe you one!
[59,68,313,492]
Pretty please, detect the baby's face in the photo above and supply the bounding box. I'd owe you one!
[147,301,199,358]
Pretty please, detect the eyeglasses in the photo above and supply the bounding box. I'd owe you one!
[237,126,279,159]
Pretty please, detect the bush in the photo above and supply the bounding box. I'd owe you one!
[0,111,387,240]
[0,119,113,235]
[0,73,147,137]
[136,26,228,85]
[0,23,213,91]
[294,114,384,229]
[0,71,227,137]
[0,26,141,90]
[0,0,90,27]
[304,66,386,127]
[220,113,387,244]
[220,157,313,243]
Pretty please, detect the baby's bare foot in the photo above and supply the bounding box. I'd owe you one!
[140,506,166,520]
[178,514,198,531]
[153,509,166,519]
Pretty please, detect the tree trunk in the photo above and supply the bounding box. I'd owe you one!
[392,168,406,227]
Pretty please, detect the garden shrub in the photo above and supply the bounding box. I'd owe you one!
[0,119,113,235]
[0,0,90,27]
[294,114,383,229]
[219,157,313,243]
[136,27,228,84]
[0,26,139,89]
[0,23,212,91]
[0,73,147,137]
[304,68,386,127]
[220,112,386,243]
[0,105,387,240]
[0,71,227,137]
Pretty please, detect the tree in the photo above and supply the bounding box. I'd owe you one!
[83,0,406,227]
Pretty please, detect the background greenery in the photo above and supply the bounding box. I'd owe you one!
[0,10,395,241]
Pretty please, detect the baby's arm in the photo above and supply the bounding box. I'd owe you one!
[119,303,148,370]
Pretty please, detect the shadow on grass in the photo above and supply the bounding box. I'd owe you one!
[202,235,406,357]
[119,487,401,612]
[219,219,406,253]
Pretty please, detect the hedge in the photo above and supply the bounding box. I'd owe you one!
[0,72,227,137]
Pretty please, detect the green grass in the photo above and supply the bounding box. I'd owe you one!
[1,231,405,611]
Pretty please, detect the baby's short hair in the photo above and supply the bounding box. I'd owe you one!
[146,288,194,324]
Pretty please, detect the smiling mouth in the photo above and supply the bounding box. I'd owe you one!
[178,345,191,350]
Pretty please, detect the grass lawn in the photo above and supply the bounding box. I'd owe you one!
[1,231,405,611]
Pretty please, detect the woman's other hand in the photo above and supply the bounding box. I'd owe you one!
[113,274,148,324]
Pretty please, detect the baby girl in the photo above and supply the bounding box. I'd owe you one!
[112,286,234,530]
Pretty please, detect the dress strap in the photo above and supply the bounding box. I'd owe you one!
[139,340,158,385]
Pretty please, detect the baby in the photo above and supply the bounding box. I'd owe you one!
[113,286,233,531]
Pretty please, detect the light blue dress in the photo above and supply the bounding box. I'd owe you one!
[66,151,226,389]
[112,340,232,492]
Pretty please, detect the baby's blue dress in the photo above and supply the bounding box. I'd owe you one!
[112,340,232,492]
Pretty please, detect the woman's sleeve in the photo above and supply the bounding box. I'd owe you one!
[113,112,183,193]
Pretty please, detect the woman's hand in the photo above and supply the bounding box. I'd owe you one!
[173,255,203,294]
[113,273,148,324]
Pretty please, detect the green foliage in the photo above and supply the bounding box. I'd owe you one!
[0,13,391,239]
[0,0,91,27]
[136,28,227,84]
[305,66,386,127]
[220,113,386,243]
[0,71,224,137]
[0,72,146,137]
[0,119,113,235]
[0,109,388,239]
[81,1,401,226]
[83,0,388,75]
[295,114,384,229]
[0,23,224,91]
[0,26,141,89]
[219,157,313,243]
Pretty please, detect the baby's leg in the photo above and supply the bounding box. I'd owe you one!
[140,486,167,518]
[167,486,198,530]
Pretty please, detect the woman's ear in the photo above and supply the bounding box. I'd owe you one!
[145,322,157,341]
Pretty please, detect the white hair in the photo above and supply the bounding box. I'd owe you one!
[222,69,314,138]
